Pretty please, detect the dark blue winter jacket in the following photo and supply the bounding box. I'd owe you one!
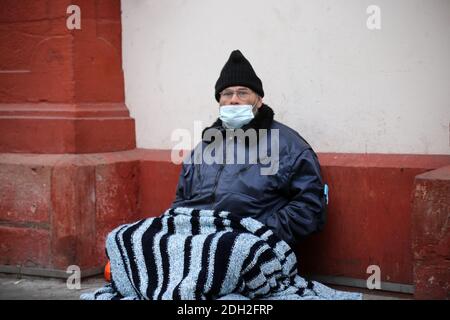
[172,105,327,246]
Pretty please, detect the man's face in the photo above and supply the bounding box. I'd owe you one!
[219,86,263,108]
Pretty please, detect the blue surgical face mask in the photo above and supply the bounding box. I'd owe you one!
[219,105,255,129]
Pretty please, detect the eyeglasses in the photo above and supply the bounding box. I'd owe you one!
[219,89,253,100]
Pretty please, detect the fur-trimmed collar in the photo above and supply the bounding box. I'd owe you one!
[202,104,274,142]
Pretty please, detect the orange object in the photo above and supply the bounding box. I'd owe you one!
[104,261,111,282]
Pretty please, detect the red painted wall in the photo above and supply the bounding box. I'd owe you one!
[298,154,450,285]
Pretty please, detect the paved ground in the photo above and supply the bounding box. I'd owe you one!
[0,273,106,300]
[0,273,413,300]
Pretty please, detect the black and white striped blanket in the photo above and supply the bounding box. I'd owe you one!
[81,207,361,300]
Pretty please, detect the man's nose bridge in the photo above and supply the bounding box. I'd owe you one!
[230,92,240,103]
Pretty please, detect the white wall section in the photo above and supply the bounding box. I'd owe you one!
[121,0,450,154]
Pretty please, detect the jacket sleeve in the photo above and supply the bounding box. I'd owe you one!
[172,149,196,206]
[173,162,188,205]
[264,148,326,246]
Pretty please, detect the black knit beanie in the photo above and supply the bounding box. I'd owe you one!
[214,50,264,102]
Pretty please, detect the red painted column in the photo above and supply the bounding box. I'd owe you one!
[0,0,135,153]
[412,165,450,299]
[0,0,138,276]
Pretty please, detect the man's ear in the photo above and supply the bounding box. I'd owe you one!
[256,96,263,108]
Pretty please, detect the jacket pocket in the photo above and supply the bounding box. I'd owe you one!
[232,164,279,200]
